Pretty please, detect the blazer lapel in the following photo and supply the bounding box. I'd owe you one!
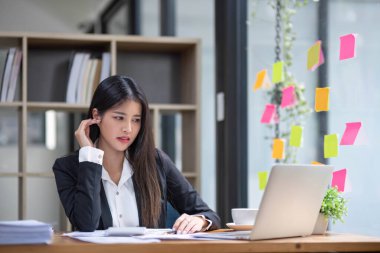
[132,176,143,226]
[100,182,113,229]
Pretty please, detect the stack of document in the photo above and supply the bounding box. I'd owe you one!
[63,227,196,243]
[0,220,53,245]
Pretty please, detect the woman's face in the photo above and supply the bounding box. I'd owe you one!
[97,100,142,153]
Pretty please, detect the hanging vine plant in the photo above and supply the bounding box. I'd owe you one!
[265,0,313,163]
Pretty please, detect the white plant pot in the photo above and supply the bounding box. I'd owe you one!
[312,213,329,235]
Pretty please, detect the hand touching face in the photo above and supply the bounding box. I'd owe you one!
[74,118,101,148]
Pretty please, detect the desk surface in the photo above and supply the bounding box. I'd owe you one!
[1,232,380,253]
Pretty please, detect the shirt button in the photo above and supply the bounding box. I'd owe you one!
[98,154,102,159]
[119,214,122,218]
[116,191,119,195]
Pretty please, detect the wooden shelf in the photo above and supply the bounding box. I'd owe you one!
[0,172,23,177]
[0,32,201,231]
[27,102,89,112]
[0,102,23,108]
[150,104,197,111]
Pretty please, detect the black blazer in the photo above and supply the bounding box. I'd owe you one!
[52,148,221,232]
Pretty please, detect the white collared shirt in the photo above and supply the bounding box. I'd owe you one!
[79,146,139,227]
[79,146,213,231]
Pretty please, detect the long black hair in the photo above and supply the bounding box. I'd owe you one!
[87,75,161,227]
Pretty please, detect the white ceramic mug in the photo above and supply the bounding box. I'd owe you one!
[231,208,258,225]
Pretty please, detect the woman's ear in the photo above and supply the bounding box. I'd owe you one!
[92,108,101,120]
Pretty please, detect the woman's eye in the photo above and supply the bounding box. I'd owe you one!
[133,118,141,123]
[114,116,124,120]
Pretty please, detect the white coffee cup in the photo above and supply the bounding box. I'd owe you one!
[231,208,258,225]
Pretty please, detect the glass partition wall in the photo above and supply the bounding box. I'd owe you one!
[248,0,380,236]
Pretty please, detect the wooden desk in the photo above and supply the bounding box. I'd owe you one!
[1,232,380,253]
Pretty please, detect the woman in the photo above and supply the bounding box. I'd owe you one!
[52,75,220,233]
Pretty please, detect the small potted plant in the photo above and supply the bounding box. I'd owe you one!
[313,186,348,234]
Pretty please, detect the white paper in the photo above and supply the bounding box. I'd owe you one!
[63,228,214,242]
[64,230,106,237]
[0,220,53,245]
[106,227,146,236]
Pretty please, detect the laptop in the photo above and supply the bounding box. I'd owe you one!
[194,164,333,240]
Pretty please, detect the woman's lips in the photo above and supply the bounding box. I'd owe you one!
[117,137,130,143]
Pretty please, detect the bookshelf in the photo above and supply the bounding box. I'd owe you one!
[0,32,201,231]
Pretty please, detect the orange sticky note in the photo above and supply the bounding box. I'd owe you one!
[307,40,324,71]
[258,171,268,190]
[311,161,324,165]
[272,61,284,84]
[331,169,347,192]
[281,86,296,108]
[324,134,339,158]
[272,138,285,159]
[260,104,276,124]
[339,34,357,60]
[253,69,271,91]
[315,87,330,112]
[340,122,362,145]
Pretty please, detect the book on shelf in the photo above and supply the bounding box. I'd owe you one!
[0,47,16,102]
[80,59,95,104]
[75,53,90,104]
[66,51,110,104]
[85,59,101,104]
[100,52,110,82]
[0,49,8,98]
[6,48,22,102]
[66,52,85,103]
[0,220,53,245]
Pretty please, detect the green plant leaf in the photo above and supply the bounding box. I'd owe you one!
[320,187,348,223]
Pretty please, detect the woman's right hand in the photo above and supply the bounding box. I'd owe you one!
[74,119,101,148]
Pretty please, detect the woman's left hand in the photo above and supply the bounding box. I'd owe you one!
[172,213,207,234]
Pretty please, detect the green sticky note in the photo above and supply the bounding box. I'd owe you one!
[272,61,284,84]
[324,134,339,158]
[290,125,303,147]
[258,171,268,190]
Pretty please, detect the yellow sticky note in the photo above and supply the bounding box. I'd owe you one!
[253,69,267,92]
[315,87,330,112]
[272,61,284,84]
[324,134,339,158]
[272,138,285,159]
[289,125,303,147]
[258,171,268,190]
[307,41,321,70]
[311,161,324,165]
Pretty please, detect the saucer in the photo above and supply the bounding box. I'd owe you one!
[226,222,254,231]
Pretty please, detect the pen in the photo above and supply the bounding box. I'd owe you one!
[166,229,177,234]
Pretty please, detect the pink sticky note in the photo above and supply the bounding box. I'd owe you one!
[260,104,276,124]
[339,34,357,60]
[331,169,347,192]
[340,122,362,145]
[281,86,296,108]
[319,45,325,67]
